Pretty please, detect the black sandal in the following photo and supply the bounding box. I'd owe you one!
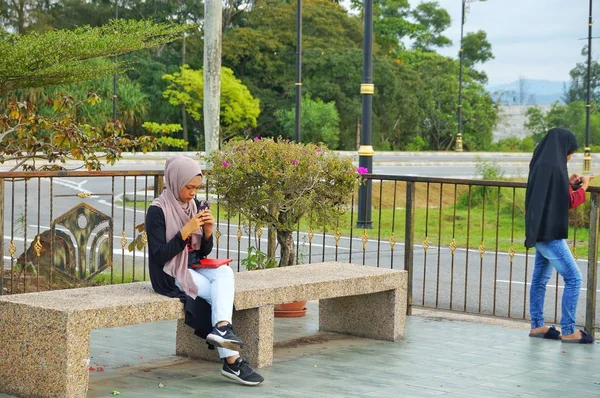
[561,330,595,344]
[529,325,561,340]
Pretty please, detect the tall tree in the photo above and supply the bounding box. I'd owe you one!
[404,51,497,150]
[461,30,494,83]
[0,19,191,170]
[0,19,193,95]
[162,66,260,142]
[563,46,600,104]
[411,1,452,51]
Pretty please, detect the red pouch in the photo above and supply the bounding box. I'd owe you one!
[190,258,233,269]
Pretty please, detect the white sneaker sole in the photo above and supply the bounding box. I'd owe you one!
[221,369,263,386]
[206,334,244,351]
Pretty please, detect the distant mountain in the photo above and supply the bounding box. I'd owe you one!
[487,79,566,106]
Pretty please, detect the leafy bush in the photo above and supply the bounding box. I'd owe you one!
[206,137,365,266]
[458,158,505,208]
[241,247,278,270]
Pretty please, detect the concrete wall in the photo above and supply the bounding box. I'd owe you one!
[492,105,552,142]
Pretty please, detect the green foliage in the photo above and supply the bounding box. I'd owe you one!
[563,46,600,104]
[0,19,193,95]
[462,30,494,83]
[350,0,452,54]
[142,122,188,149]
[163,65,261,140]
[411,1,452,50]
[458,158,505,208]
[241,246,278,271]
[406,136,428,151]
[0,95,157,171]
[223,0,363,142]
[404,51,497,150]
[489,136,535,152]
[276,97,340,148]
[525,101,600,147]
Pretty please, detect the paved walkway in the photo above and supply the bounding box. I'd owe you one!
[2,302,599,397]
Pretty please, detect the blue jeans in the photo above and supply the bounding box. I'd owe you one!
[530,240,582,335]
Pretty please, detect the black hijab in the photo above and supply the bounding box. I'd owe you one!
[525,128,579,248]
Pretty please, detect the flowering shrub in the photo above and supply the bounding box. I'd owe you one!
[207,138,365,266]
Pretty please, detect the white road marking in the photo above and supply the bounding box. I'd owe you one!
[496,279,600,292]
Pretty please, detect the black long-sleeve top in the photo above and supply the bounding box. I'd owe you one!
[145,199,214,338]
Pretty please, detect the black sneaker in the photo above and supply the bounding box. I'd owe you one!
[206,324,245,351]
[221,357,264,386]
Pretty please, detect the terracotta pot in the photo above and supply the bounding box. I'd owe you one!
[274,301,307,317]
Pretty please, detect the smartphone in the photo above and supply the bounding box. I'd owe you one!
[198,200,210,211]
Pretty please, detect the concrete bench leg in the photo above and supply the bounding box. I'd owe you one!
[176,304,274,368]
[319,288,407,341]
[0,304,91,398]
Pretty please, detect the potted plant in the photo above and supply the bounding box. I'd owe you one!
[207,137,365,315]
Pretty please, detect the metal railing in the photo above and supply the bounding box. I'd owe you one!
[0,170,597,334]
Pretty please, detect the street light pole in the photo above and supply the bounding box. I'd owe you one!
[584,0,593,173]
[112,0,118,121]
[455,0,466,152]
[357,0,374,229]
[295,0,302,143]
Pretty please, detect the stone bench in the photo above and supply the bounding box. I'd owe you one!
[0,261,407,398]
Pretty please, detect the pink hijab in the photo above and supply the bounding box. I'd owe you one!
[152,156,204,298]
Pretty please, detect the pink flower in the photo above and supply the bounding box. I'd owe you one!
[254,136,260,141]
[222,161,230,167]
[291,160,299,165]
[316,148,323,153]
[356,167,368,174]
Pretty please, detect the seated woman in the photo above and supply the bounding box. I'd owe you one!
[145,155,264,385]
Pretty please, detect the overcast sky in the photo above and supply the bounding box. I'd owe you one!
[343,1,600,87]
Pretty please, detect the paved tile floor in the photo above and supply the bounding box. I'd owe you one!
[1,302,599,397]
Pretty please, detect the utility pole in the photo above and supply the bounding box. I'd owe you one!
[584,0,593,173]
[455,0,466,152]
[456,0,486,151]
[112,0,118,121]
[295,0,302,143]
[357,0,374,229]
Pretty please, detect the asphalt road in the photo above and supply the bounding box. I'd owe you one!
[2,152,599,325]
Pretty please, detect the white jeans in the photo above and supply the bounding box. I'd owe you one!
[176,265,238,359]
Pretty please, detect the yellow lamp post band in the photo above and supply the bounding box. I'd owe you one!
[360,84,375,95]
[358,145,375,157]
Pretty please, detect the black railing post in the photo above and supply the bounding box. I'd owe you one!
[404,181,415,316]
[586,191,599,336]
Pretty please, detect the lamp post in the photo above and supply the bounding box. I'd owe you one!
[295,0,302,143]
[112,0,118,121]
[455,0,467,152]
[357,0,374,229]
[583,0,593,173]
[456,0,486,152]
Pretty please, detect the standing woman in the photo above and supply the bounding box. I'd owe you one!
[146,155,264,385]
[525,128,594,344]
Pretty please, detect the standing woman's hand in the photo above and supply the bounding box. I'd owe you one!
[580,174,595,191]
[200,209,215,238]
[569,173,581,186]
